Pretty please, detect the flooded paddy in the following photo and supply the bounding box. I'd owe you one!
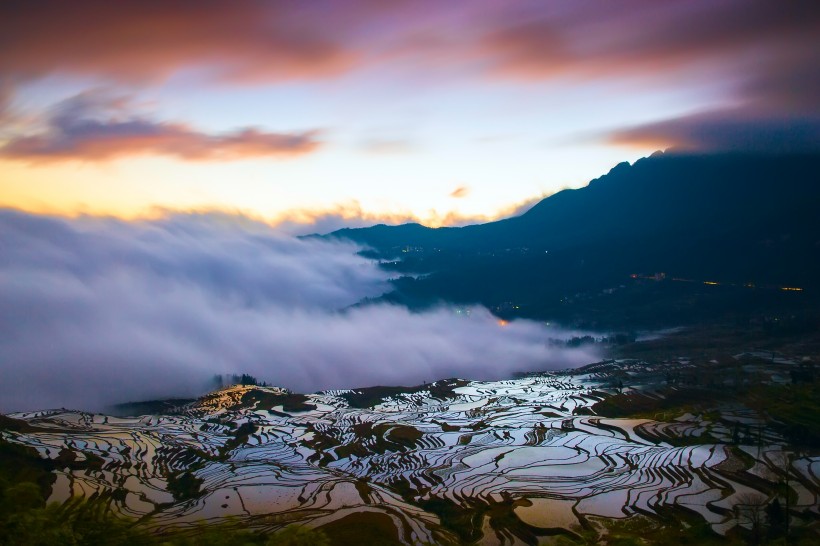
[2,374,818,544]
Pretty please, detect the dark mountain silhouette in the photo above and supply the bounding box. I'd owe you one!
[328,152,820,328]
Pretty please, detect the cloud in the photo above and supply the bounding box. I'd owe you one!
[478,1,819,81]
[451,0,817,154]
[3,2,816,161]
[0,81,12,123]
[269,203,419,236]
[449,186,470,199]
[608,110,820,154]
[605,45,820,153]
[0,1,357,84]
[6,1,816,90]
[267,195,547,235]
[426,195,545,227]
[360,138,415,155]
[474,1,819,154]
[0,210,598,412]
[0,91,321,163]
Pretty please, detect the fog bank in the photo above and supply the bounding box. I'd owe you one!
[0,210,598,412]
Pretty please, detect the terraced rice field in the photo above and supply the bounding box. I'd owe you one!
[2,376,818,544]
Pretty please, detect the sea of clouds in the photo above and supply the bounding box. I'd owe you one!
[0,210,599,412]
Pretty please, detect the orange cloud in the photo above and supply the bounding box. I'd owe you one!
[0,91,321,163]
[1,125,321,163]
[0,1,357,84]
[449,186,470,198]
[3,1,817,105]
[263,193,546,232]
[426,196,541,228]
[0,191,549,238]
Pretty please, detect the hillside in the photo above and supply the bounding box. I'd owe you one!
[329,152,820,328]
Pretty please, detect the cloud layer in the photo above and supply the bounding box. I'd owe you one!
[5,1,815,87]
[0,210,597,412]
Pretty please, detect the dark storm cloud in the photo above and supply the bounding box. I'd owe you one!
[0,91,321,162]
[606,50,820,153]
[0,211,597,412]
[609,111,820,154]
[588,2,820,152]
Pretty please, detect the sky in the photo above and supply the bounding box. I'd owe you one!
[1,0,817,229]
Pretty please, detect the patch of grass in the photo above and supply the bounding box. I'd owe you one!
[335,423,423,460]
[166,471,204,502]
[1,489,331,546]
[341,386,418,408]
[53,447,106,472]
[221,421,258,455]
[744,382,820,447]
[237,390,317,413]
[437,421,460,432]
[1,495,156,546]
[428,379,470,399]
[414,494,548,545]
[317,512,400,546]
[418,495,484,544]
[387,425,423,444]
[341,379,468,408]
[109,399,195,417]
[591,388,724,421]
[0,415,43,433]
[591,514,734,545]
[0,439,56,498]
[353,479,372,504]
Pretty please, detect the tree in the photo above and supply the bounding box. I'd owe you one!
[765,498,786,538]
[765,450,794,539]
[734,492,768,545]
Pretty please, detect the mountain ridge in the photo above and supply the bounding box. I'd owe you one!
[327,151,820,327]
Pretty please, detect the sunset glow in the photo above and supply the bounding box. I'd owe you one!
[3,1,815,229]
